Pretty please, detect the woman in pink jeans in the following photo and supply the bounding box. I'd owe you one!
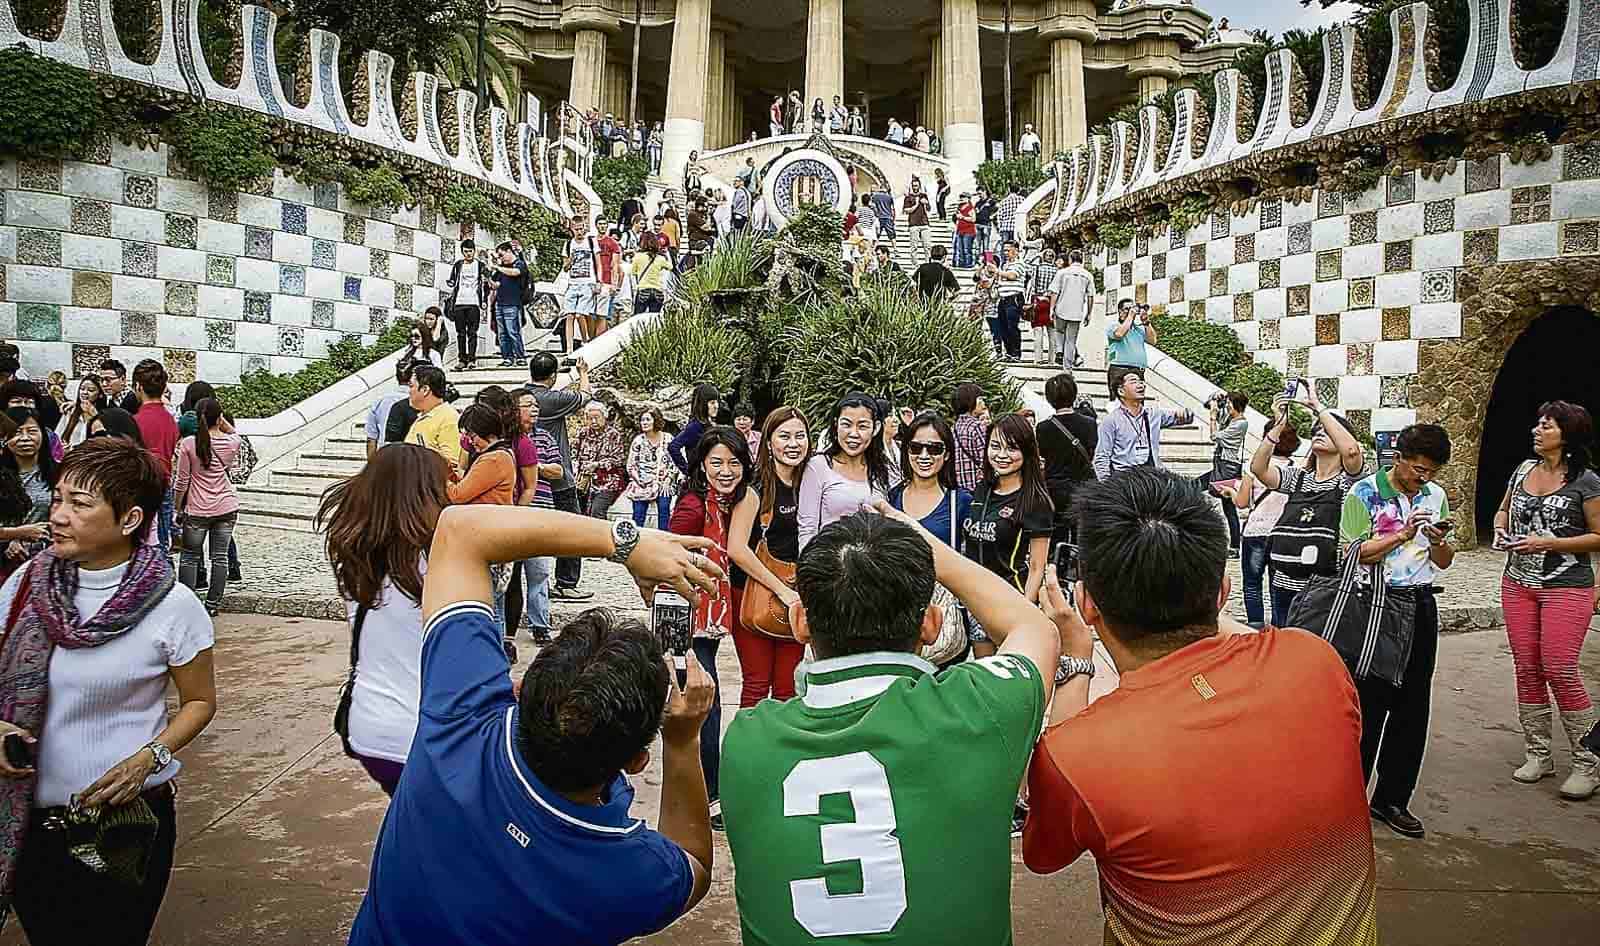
[1493,400,1600,800]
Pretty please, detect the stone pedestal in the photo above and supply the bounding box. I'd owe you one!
[570,29,607,113]
[805,0,844,117]
[662,0,711,184]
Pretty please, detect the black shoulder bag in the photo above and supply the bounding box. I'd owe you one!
[332,605,372,759]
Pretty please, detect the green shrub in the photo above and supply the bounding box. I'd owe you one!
[673,234,770,312]
[974,157,1047,198]
[1223,361,1288,420]
[441,183,509,232]
[0,48,108,158]
[779,203,845,254]
[615,305,749,394]
[344,163,413,209]
[1098,221,1135,249]
[782,278,1021,427]
[1149,312,1247,385]
[513,206,569,281]
[591,155,649,220]
[167,106,276,191]
[217,319,415,418]
[1165,194,1213,238]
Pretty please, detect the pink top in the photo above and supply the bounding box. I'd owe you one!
[173,432,242,517]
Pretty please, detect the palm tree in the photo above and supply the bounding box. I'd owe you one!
[429,21,527,113]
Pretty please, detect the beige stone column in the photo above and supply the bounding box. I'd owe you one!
[805,0,844,122]
[1137,73,1169,101]
[1050,36,1087,152]
[663,0,711,183]
[1030,71,1050,157]
[929,33,944,140]
[1128,36,1181,103]
[724,66,737,147]
[570,29,607,113]
[941,0,983,185]
[704,29,726,149]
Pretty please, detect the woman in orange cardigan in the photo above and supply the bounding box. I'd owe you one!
[449,404,520,652]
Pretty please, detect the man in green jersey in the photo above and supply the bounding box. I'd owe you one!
[721,505,1093,945]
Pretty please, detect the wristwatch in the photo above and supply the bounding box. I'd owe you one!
[608,518,641,564]
[1055,655,1096,686]
[145,740,173,773]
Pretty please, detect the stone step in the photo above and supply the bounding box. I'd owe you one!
[237,484,327,518]
[269,468,347,492]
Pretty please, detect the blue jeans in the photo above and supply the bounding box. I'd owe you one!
[522,555,554,633]
[1240,536,1271,627]
[1272,587,1300,629]
[158,489,175,555]
[997,294,1024,359]
[692,636,721,801]
[632,496,672,528]
[494,304,526,360]
[954,233,974,268]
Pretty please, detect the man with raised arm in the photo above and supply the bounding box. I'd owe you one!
[720,506,1075,945]
[349,506,725,946]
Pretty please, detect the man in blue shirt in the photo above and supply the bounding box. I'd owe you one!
[349,505,723,946]
[1105,299,1159,397]
[1093,367,1193,481]
[488,242,529,367]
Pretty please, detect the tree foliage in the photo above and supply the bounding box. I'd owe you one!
[0,48,109,158]
[591,155,650,221]
[974,158,1047,198]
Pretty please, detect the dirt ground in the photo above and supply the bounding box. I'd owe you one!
[4,613,1596,946]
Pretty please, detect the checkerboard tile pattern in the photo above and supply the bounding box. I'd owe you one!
[2,140,458,382]
[1093,146,1600,433]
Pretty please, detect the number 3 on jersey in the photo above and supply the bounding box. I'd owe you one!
[782,751,908,937]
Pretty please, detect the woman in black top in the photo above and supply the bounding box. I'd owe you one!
[964,413,1054,657]
[1034,373,1098,547]
[728,407,810,707]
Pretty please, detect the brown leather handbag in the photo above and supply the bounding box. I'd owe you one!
[739,507,798,640]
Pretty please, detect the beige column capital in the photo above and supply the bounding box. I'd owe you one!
[1037,0,1098,44]
[805,0,845,119]
[570,29,607,113]
[560,0,621,35]
[1051,34,1087,153]
[663,0,711,183]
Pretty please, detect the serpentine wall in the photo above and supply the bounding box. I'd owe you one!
[1036,0,1600,544]
[0,0,599,383]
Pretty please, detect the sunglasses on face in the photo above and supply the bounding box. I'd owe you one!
[906,441,947,457]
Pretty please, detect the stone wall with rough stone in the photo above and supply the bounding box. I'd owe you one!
[1,145,483,384]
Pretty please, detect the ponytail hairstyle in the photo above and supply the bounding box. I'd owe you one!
[193,397,224,468]
[475,385,526,485]
[984,413,1053,523]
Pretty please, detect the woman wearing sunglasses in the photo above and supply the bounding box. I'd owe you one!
[889,412,972,552]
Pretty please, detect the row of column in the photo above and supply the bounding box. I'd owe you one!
[702,31,747,150]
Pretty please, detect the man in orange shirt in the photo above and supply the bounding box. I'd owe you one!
[1024,468,1378,946]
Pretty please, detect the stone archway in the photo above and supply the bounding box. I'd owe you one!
[1413,259,1600,547]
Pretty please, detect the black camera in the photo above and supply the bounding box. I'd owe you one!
[1053,542,1080,604]
[559,357,577,371]
[442,383,463,404]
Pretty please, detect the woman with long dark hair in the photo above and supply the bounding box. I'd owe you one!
[56,376,106,449]
[1,407,60,577]
[798,393,890,552]
[669,426,754,829]
[318,443,452,795]
[669,383,722,473]
[173,397,242,613]
[964,413,1053,657]
[84,408,143,443]
[625,405,674,527]
[0,437,216,946]
[1494,400,1600,800]
[890,412,973,549]
[727,407,809,706]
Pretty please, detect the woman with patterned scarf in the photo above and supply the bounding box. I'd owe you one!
[668,426,754,832]
[0,437,217,944]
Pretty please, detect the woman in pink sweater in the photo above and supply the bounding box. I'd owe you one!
[173,398,241,613]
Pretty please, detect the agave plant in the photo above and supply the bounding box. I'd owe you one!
[615,305,749,394]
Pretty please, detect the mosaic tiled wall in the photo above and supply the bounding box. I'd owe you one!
[0,142,469,384]
[1096,142,1600,437]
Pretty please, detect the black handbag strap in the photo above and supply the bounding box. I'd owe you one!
[1324,541,1389,680]
[1049,415,1093,469]
[348,604,370,674]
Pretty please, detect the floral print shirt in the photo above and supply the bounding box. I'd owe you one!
[575,424,627,494]
[1339,468,1450,587]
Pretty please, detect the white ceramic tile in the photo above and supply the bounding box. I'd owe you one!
[1456,191,1511,231]
[59,162,125,203]
[1255,348,1287,372]
[365,280,395,308]
[1414,164,1464,202]
[111,274,164,312]
[1376,203,1423,242]
[273,295,313,327]
[366,221,396,251]
[155,245,207,283]
[1254,227,1285,260]
[1551,180,1600,220]
[1340,308,1382,343]
[58,233,122,272]
[1500,221,1559,261]
[110,205,165,243]
[0,303,15,338]
[195,350,242,385]
[1254,288,1286,321]
[335,301,369,333]
[305,207,343,241]
[196,285,245,318]
[273,175,315,204]
[1312,217,1348,251]
[1342,243,1383,279]
[156,314,209,349]
[107,141,168,176]
[413,231,442,263]
[1411,232,1463,270]
[6,192,72,230]
[1206,236,1234,269]
[1312,279,1349,315]
[235,257,278,293]
[1227,263,1257,294]
[235,193,282,231]
[196,220,246,256]
[1340,375,1381,409]
[1503,156,1561,188]
[1373,339,1418,374]
[157,178,209,217]
[270,354,313,373]
[390,255,418,285]
[1410,302,1462,338]
[1282,198,1316,226]
[0,228,13,264]
[1372,407,1417,431]
[5,265,72,304]
[306,267,343,300]
[1375,271,1421,308]
[60,306,122,344]
[1281,314,1317,349]
[336,244,370,274]
[273,233,313,266]
[1282,252,1315,286]
[14,342,70,376]
[1309,344,1346,377]
[235,322,279,355]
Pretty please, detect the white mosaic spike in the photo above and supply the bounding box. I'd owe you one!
[405,72,452,166]
[449,90,487,176]
[307,29,353,138]
[535,138,562,209]
[487,108,518,190]
[1526,0,1600,89]
[146,0,219,99]
[1128,106,1165,192]
[1045,158,1071,229]
[1429,0,1525,110]
[516,124,547,208]
[1234,49,1299,161]
[1018,175,1056,228]
[1075,136,1107,215]
[0,0,28,49]
[1101,121,1134,204]
[352,51,405,150]
[1198,68,1243,170]
[1351,2,1433,131]
[1290,25,1360,142]
[233,5,282,119]
[1159,88,1204,182]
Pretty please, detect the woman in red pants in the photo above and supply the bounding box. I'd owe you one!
[727,407,811,706]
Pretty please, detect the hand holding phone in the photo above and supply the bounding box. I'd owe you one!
[651,588,694,688]
[1053,542,1080,605]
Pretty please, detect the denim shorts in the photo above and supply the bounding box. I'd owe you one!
[562,280,597,316]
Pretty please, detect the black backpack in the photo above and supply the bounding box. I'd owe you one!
[1268,474,1347,585]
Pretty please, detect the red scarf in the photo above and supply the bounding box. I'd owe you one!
[694,491,734,639]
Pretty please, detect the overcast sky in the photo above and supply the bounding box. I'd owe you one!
[1204,0,1361,38]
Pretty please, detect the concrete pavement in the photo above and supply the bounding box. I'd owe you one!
[3,614,1595,945]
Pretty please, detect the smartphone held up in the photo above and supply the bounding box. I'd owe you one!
[651,588,693,688]
[1053,542,1080,605]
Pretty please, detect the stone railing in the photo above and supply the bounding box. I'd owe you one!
[0,0,600,218]
[1038,0,1599,235]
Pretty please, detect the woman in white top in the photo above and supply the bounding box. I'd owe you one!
[316,443,453,796]
[55,376,105,450]
[399,324,444,369]
[624,406,674,528]
[0,437,216,945]
[1229,426,1300,628]
[797,393,890,552]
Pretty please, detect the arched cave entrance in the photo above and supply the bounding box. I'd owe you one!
[1474,306,1600,535]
